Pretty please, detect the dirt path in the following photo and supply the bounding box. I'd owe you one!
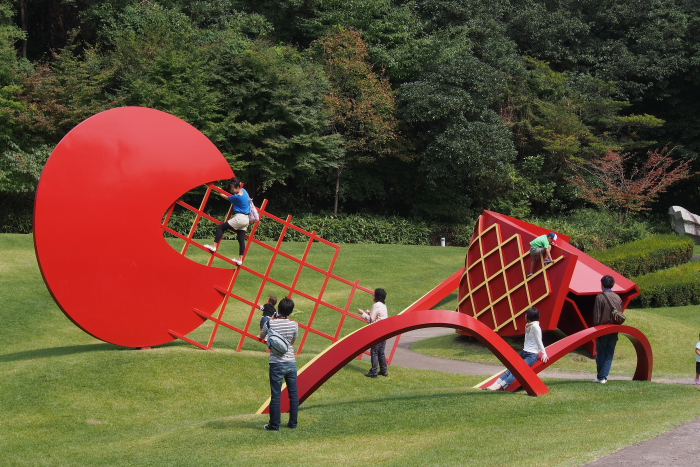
[392,327,700,466]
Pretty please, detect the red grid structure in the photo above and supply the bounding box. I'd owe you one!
[160,182,384,355]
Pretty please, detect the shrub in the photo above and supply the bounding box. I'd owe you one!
[588,234,694,277]
[0,193,34,234]
[255,213,432,245]
[428,222,477,247]
[632,260,700,308]
[526,209,667,252]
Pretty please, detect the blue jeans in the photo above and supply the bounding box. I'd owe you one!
[596,333,618,380]
[368,340,387,376]
[497,351,538,389]
[269,362,299,429]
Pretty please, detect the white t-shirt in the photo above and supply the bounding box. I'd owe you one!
[695,342,700,363]
[364,302,388,323]
[523,321,547,359]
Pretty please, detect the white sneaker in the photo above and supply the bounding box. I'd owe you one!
[232,258,242,266]
[204,244,217,253]
[593,378,607,384]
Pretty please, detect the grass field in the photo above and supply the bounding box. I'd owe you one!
[2,233,700,466]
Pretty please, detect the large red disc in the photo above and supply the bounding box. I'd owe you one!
[34,107,234,347]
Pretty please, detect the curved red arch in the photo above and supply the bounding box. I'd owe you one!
[257,309,550,415]
[480,324,653,392]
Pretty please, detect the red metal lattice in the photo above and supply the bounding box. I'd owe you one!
[161,183,383,354]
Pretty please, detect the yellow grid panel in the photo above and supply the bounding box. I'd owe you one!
[459,221,562,332]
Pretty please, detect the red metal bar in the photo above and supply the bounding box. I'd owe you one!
[257,309,551,415]
[293,234,321,353]
[477,324,653,391]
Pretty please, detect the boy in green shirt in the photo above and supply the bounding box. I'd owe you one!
[528,232,557,277]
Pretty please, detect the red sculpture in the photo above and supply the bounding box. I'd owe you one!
[34,107,235,347]
[257,211,653,412]
[257,309,551,415]
[477,324,653,391]
[459,211,641,355]
[34,107,381,353]
[34,107,652,411]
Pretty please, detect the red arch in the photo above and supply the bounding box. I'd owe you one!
[480,324,653,392]
[257,309,550,415]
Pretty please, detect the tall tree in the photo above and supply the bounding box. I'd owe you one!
[206,32,343,199]
[310,26,399,213]
[398,1,522,220]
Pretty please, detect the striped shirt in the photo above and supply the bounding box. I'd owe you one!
[262,317,298,363]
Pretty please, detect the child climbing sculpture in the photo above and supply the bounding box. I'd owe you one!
[204,177,250,266]
[528,232,557,277]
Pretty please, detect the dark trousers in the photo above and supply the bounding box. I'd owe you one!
[368,340,387,376]
[214,223,247,256]
[596,333,619,380]
[269,362,299,429]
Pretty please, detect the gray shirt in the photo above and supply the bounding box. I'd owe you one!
[261,317,298,363]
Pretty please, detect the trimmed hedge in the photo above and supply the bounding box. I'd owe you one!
[165,211,433,245]
[588,234,694,278]
[632,260,700,308]
[254,214,432,245]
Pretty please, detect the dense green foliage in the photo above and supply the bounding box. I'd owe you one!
[2,0,700,228]
[632,260,700,308]
[588,234,694,277]
[525,209,665,251]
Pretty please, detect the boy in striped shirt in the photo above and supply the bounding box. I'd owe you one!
[260,297,299,430]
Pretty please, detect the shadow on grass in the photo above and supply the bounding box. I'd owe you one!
[205,419,266,431]
[0,338,193,362]
[0,343,120,362]
[302,389,493,411]
[434,292,458,309]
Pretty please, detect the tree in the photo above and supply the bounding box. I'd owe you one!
[398,8,521,220]
[310,26,399,214]
[503,57,665,213]
[302,0,428,82]
[17,44,121,143]
[569,147,693,222]
[502,0,688,100]
[206,32,343,199]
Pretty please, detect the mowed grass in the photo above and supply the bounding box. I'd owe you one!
[2,233,700,467]
[411,307,700,380]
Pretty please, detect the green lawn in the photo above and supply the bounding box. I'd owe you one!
[2,233,700,466]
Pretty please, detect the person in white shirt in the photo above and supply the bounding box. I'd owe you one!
[485,307,549,391]
[359,288,389,378]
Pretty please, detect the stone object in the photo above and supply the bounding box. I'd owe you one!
[669,206,700,244]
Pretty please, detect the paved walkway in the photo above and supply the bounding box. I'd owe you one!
[392,327,700,466]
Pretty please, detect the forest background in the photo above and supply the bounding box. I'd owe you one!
[1,0,699,247]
